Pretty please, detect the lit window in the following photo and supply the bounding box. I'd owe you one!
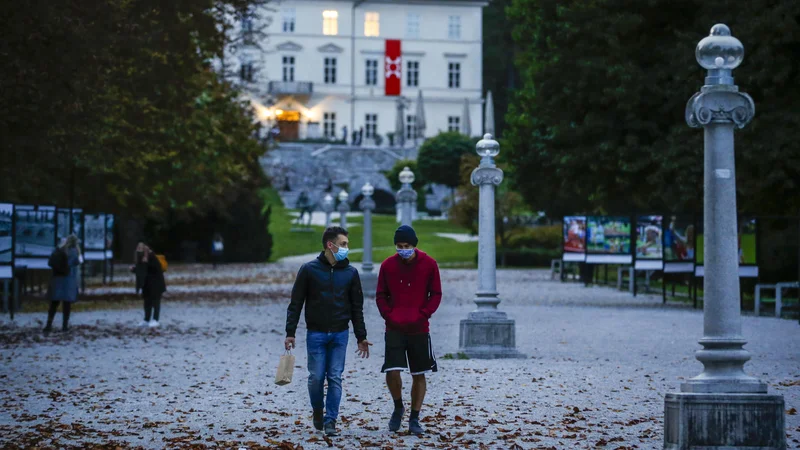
[283,9,295,33]
[282,56,295,82]
[323,10,339,35]
[324,113,337,139]
[448,116,460,132]
[448,16,461,40]
[448,62,461,88]
[406,115,417,140]
[406,13,420,38]
[365,114,378,138]
[324,57,337,84]
[365,59,378,86]
[406,61,419,87]
[364,12,380,37]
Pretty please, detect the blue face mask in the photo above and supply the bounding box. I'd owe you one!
[332,244,349,261]
[397,248,415,259]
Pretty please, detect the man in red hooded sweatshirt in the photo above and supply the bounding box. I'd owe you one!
[376,225,442,435]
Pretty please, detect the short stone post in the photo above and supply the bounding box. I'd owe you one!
[359,183,378,293]
[396,166,417,227]
[322,194,334,228]
[458,134,525,359]
[663,24,785,449]
[337,190,349,229]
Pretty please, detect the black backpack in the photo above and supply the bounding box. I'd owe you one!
[48,248,70,276]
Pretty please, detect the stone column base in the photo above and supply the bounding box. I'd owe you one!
[458,316,526,359]
[359,272,378,296]
[664,392,786,449]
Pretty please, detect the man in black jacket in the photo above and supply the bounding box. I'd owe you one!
[285,226,372,436]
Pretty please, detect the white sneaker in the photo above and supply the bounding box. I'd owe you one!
[148,320,160,328]
[138,320,149,327]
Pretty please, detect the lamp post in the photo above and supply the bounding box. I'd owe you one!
[663,24,784,449]
[396,166,417,227]
[322,194,334,228]
[359,183,378,293]
[458,134,524,359]
[337,190,350,229]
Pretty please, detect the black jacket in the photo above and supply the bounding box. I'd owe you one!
[137,252,166,299]
[286,252,367,342]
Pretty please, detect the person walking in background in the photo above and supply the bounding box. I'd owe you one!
[44,234,82,333]
[211,233,224,269]
[131,240,166,328]
[376,225,442,435]
[284,226,372,436]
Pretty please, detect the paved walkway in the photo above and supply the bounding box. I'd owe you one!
[1,265,798,449]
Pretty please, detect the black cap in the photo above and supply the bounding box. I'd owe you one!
[394,225,418,247]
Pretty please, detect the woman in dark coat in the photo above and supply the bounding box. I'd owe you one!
[44,234,82,333]
[133,241,166,327]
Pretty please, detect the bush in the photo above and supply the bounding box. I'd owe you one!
[475,248,560,268]
[506,225,561,250]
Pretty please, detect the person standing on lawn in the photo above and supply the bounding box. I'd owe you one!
[131,241,166,328]
[284,226,372,436]
[376,225,442,435]
[44,234,83,333]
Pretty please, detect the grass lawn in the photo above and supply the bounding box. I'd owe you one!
[263,188,478,265]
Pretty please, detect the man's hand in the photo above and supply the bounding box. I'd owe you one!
[284,337,295,351]
[356,340,373,358]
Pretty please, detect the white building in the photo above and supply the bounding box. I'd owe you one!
[230,0,488,145]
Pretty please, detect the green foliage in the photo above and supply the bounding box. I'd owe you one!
[504,0,800,217]
[506,226,561,250]
[417,132,477,188]
[0,0,272,221]
[482,0,519,138]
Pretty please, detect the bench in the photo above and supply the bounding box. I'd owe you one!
[754,282,800,318]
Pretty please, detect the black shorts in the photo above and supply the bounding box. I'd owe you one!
[381,330,438,375]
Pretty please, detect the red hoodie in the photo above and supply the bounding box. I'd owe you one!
[376,249,442,334]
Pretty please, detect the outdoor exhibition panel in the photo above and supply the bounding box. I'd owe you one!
[14,205,56,269]
[635,215,664,270]
[585,216,632,264]
[694,217,759,278]
[562,215,586,262]
[84,213,107,261]
[0,203,13,279]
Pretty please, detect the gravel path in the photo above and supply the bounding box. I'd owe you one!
[1,264,798,449]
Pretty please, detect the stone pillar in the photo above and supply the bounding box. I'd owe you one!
[359,183,378,294]
[396,166,417,227]
[458,134,525,359]
[322,194,334,229]
[663,24,785,449]
[337,190,350,229]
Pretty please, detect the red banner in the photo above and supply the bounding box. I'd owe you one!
[385,39,401,96]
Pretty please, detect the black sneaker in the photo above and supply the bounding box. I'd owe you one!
[409,417,424,435]
[388,408,404,432]
[312,409,324,431]
[324,420,338,436]
[43,326,52,335]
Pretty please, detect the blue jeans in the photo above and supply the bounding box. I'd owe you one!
[306,330,349,423]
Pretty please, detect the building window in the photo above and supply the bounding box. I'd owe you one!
[240,63,254,82]
[323,10,338,35]
[365,59,378,86]
[406,13,420,38]
[448,15,461,40]
[282,56,295,82]
[324,57,337,84]
[406,61,419,87]
[406,115,416,140]
[448,116,460,132]
[448,62,461,88]
[364,12,379,37]
[324,113,337,139]
[282,8,295,33]
[365,114,378,138]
